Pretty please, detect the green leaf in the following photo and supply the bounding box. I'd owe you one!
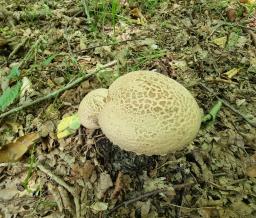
[0,82,21,112]
[57,113,81,138]
[7,66,20,80]
[43,54,57,66]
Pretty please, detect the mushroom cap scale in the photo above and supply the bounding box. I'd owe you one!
[78,88,108,129]
[98,71,201,155]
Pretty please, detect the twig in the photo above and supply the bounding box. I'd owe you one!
[205,77,238,84]
[207,21,256,40]
[19,36,44,68]
[78,37,147,53]
[0,60,117,119]
[199,83,256,127]
[37,163,75,195]
[109,188,166,213]
[246,29,256,46]
[109,183,214,214]
[37,163,81,218]
[8,36,29,59]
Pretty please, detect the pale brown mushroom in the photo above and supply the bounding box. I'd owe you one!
[78,71,202,155]
[78,88,108,129]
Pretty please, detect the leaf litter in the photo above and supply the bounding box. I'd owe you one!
[0,0,256,217]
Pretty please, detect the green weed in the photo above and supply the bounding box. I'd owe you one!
[22,146,37,192]
[128,48,166,71]
[23,4,52,22]
[83,0,121,32]
[129,0,163,11]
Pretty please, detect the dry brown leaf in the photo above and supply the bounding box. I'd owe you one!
[71,160,95,180]
[226,8,236,22]
[111,171,123,199]
[130,8,146,24]
[246,165,256,177]
[0,132,40,163]
[95,172,113,199]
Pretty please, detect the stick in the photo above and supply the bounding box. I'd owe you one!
[8,36,29,59]
[109,188,166,213]
[37,163,75,195]
[246,29,256,46]
[0,60,117,119]
[78,37,147,52]
[37,163,81,218]
[109,182,214,214]
[199,83,256,127]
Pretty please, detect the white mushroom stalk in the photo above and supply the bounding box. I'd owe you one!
[78,71,202,156]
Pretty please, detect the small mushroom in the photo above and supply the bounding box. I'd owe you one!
[78,71,202,155]
[78,88,108,129]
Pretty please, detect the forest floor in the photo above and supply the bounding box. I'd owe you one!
[0,0,256,217]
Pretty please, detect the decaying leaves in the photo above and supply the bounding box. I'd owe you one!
[223,68,240,79]
[130,8,147,25]
[90,201,108,214]
[95,172,113,199]
[0,132,39,163]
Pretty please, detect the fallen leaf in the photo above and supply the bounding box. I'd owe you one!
[130,8,147,25]
[143,177,175,197]
[246,165,256,177]
[57,113,80,138]
[212,36,227,48]
[171,60,188,72]
[20,77,33,98]
[248,57,256,73]
[223,68,240,79]
[0,132,40,163]
[90,202,108,214]
[227,32,240,49]
[95,172,113,199]
[141,200,151,218]
[71,160,95,180]
[226,8,236,22]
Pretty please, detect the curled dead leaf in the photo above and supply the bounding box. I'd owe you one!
[0,132,40,163]
[226,8,236,22]
[246,165,256,178]
[130,8,147,24]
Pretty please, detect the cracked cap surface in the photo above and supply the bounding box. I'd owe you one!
[98,71,202,155]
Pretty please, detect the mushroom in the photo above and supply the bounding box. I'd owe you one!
[78,88,108,129]
[78,71,201,155]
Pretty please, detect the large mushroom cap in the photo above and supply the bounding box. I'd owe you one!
[78,88,108,129]
[98,71,201,155]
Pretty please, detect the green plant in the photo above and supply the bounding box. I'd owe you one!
[128,48,166,71]
[0,66,21,112]
[83,0,121,32]
[129,0,163,12]
[22,146,37,192]
[243,2,256,17]
[23,3,52,22]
